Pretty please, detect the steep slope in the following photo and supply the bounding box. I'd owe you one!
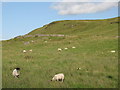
[2,17,119,88]
[26,17,119,36]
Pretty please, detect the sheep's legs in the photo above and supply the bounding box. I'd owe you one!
[14,75,19,78]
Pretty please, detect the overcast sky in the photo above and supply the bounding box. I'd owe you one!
[2,1,119,40]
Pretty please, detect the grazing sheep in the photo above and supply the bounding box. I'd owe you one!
[29,49,32,52]
[58,48,62,51]
[31,40,34,43]
[111,50,115,53]
[72,46,76,49]
[51,73,64,82]
[12,68,20,78]
[77,68,81,70]
[23,50,27,53]
[44,41,47,43]
[64,48,68,50]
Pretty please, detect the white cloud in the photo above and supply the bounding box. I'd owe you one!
[52,0,118,15]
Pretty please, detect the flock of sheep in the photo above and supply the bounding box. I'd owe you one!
[17,46,76,81]
[22,46,76,53]
[12,68,65,82]
[58,46,76,51]
[12,39,116,82]
[12,40,77,82]
[23,49,32,53]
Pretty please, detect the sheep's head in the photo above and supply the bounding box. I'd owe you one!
[51,77,55,81]
[16,68,20,70]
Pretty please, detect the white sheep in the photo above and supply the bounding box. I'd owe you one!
[12,68,20,78]
[111,50,115,53]
[58,48,62,51]
[64,48,68,50]
[29,49,32,52]
[77,68,81,70]
[51,73,64,82]
[44,41,47,43]
[72,46,76,49]
[31,40,34,43]
[23,50,27,53]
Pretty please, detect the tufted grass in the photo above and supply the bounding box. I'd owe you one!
[2,17,118,88]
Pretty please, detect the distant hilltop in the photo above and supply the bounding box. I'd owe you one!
[13,17,119,40]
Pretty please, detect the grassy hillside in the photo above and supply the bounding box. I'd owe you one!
[27,17,119,36]
[2,17,119,88]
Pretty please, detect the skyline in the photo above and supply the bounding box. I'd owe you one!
[2,2,119,40]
